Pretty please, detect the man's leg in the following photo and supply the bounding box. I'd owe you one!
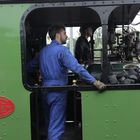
[47,92,67,140]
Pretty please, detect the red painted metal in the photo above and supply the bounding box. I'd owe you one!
[0,96,14,119]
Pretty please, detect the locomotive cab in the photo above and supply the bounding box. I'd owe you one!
[20,3,140,140]
[21,5,102,140]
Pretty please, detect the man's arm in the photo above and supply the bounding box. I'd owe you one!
[60,48,106,90]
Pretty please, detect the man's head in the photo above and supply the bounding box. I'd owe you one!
[80,25,93,38]
[48,25,68,44]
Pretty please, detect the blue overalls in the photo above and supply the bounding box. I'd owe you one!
[39,40,96,140]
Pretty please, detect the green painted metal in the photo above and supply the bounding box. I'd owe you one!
[82,90,140,140]
[1,3,140,140]
[0,4,31,140]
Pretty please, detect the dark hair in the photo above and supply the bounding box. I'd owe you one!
[48,25,65,40]
[79,25,92,36]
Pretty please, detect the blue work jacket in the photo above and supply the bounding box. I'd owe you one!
[39,40,96,86]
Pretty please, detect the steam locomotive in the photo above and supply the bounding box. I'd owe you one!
[0,0,140,140]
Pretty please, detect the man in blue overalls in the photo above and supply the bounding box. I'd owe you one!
[39,25,106,140]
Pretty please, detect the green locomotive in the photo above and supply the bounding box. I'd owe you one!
[0,0,140,140]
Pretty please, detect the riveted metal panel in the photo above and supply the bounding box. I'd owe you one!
[82,90,140,140]
[0,4,31,140]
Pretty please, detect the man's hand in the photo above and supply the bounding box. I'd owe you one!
[93,80,106,90]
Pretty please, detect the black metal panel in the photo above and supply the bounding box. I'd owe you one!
[0,0,140,4]
[0,0,102,3]
[29,84,140,92]
[21,4,140,27]
[109,5,140,25]
[0,0,123,3]
[27,7,101,26]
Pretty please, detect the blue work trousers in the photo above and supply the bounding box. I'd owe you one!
[42,92,67,140]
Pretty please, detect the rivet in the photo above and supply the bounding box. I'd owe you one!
[86,94,88,97]
[113,134,117,137]
[105,134,110,137]
[104,104,109,108]
[105,120,109,123]
[2,122,6,125]
[113,120,117,123]
[1,90,5,93]
[113,104,117,108]
[85,124,88,126]
[3,133,7,136]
